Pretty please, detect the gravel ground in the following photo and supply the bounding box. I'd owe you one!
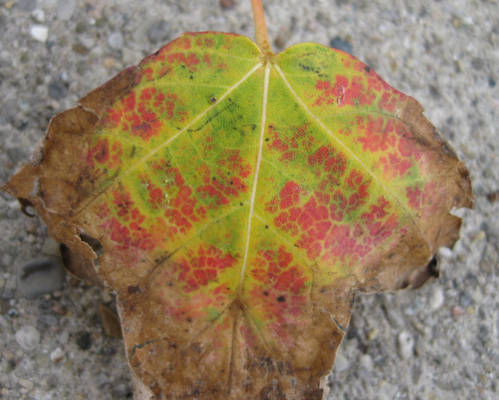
[0,1,497,399]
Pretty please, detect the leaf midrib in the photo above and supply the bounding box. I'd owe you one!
[237,62,271,291]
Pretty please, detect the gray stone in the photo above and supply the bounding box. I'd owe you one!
[15,326,40,351]
[17,257,66,299]
[0,1,496,399]
[108,31,124,50]
[147,20,170,44]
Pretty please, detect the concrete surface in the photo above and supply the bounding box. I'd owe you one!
[0,0,497,399]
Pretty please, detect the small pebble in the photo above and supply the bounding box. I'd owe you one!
[29,25,48,43]
[273,26,290,49]
[359,354,373,370]
[108,31,124,50]
[329,36,353,55]
[459,292,473,308]
[7,308,18,318]
[17,0,36,12]
[367,328,378,340]
[50,347,64,363]
[397,331,414,360]
[101,290,113,303]
[2,349,15,361]
[147,20,170,44]
[48,78,68,100]
[103,57,117,69]
[51,302,67,316]
[57,0,76,21]
[334,353,349,372]
[438,247,454,258]
[18,378,34,391]
[428,286,444,311]
[220,0,236,9]
[32,9,45,23]
[486,191,498,203]
[15,326,40,351]
[378,382,397,400]
[76,331,92,350]
[72,42,89,55]
[17,257,66,299]
[41,238,60,256]
[0,315,8,329]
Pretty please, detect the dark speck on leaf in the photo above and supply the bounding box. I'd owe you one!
[277,296,286,303]
[127,285,141,294]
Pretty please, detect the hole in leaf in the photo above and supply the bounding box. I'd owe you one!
[427,256,439,278]
[19,199,36,217]
[79,232,104,256]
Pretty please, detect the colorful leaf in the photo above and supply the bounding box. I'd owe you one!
[3,5,472,400]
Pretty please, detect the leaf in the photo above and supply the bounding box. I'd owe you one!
[3,14,472,400]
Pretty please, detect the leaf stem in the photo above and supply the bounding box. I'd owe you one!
[251,0,273,59]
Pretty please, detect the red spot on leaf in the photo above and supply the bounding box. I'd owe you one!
[103,88,188,142]
[279,181,302,209]
[308,145,347,193]
[248,245,308,344]
[380,153,412,178]
[87,138,109,166]
[357,116,397,152]
[196,150,251,208]
[406,186,422,209]
[167,53,201,71]
[251,246,306,295]
[178,245,237,291]
[313,75,375,108]
[99,187,157,252]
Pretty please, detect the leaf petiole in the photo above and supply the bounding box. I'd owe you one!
[251,0,273,59]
